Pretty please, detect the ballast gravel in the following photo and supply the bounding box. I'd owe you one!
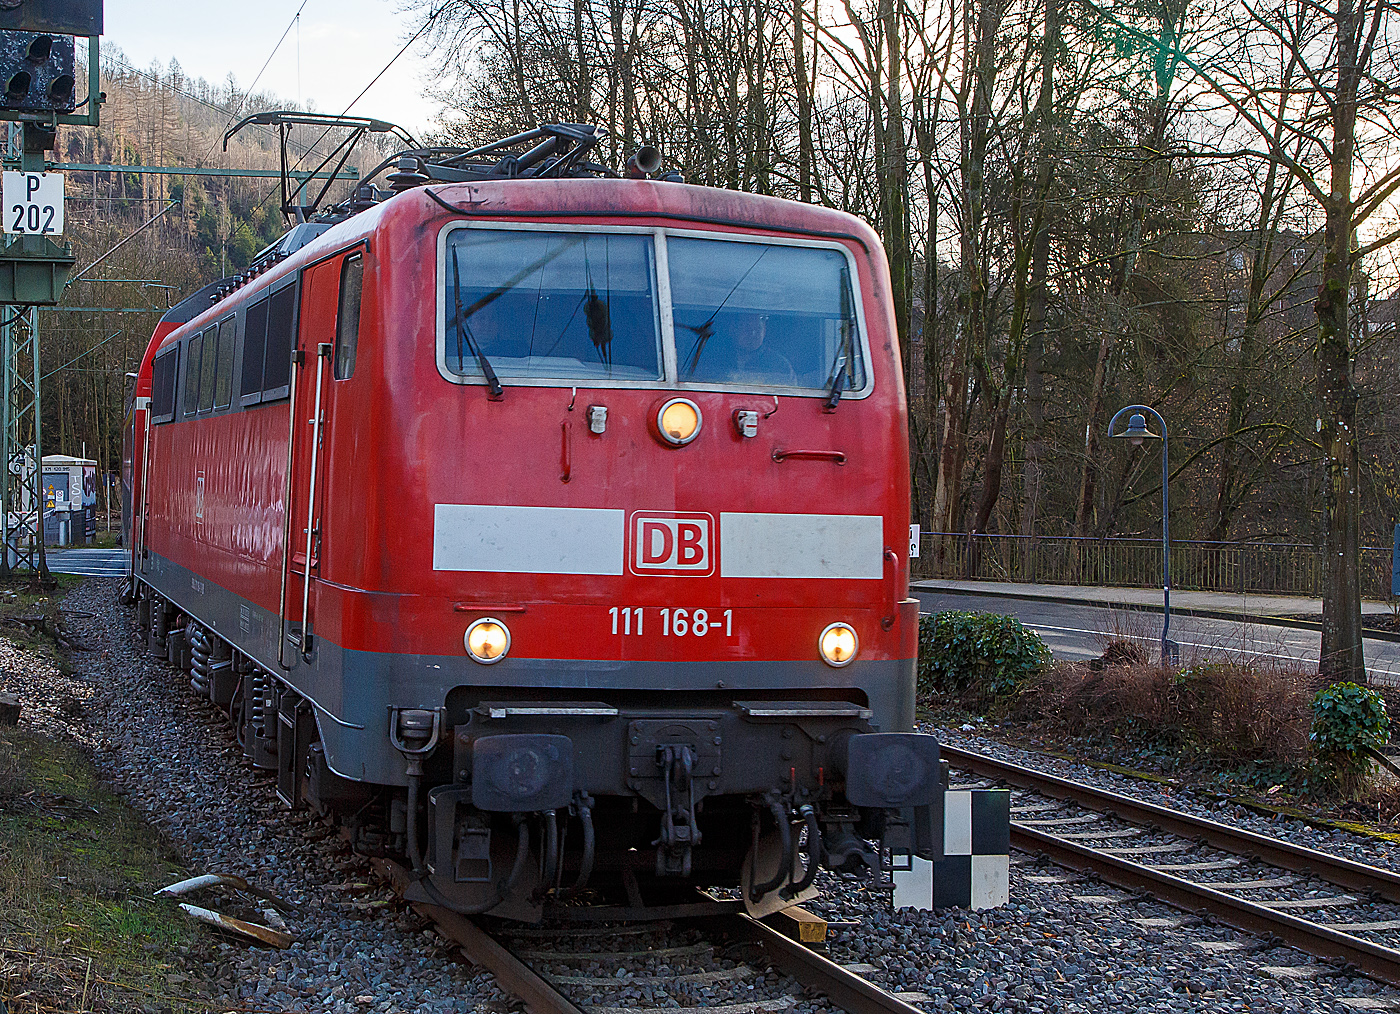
[2,577,1398,1013]
[933,724,1400,874]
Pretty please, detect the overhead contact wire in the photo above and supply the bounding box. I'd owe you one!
[256,3,448,217]
[204,0,312,162]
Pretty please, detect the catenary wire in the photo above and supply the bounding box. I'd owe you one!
[204,0,313,161]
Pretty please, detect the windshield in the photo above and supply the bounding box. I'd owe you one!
[669,238,865,393]
[444,229,663,381]
[438,229,868,395]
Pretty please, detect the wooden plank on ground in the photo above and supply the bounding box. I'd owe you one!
[764,905,827,944]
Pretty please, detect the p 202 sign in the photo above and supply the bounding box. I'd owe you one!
[2,172,63,236]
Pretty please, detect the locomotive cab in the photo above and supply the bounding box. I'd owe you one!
[123,124,942,920]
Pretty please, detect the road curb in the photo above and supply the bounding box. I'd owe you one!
[910,581,1400,643]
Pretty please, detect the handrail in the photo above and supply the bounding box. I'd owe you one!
[297,343,332,660]
[135,409,151,575]
[923,532,1391,552]
[276,349,304,670]
[914,531,1394,599]
[771,448,846,464]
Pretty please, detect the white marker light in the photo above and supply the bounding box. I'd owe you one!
[465,617,511,664]
[819,622,858,667]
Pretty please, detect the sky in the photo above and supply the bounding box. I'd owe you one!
[103,0,445,139]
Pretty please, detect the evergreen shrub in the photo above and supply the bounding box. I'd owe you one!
[917,610,1051,698]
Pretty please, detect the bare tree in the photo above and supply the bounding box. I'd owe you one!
[1092,0,1400,678]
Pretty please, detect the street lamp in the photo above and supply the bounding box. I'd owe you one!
[1108,405,1177,667]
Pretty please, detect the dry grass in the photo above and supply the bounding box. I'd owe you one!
[0,726,212,1013]
[1008,654,1326,768]
[0,574,86,670]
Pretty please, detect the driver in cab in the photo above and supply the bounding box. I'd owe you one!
[729,313,796,386]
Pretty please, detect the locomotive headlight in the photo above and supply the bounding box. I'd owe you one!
[465,617,511,664]
[657,398,702,446]
[819,622,858,667]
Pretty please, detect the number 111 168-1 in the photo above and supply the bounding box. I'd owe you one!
[608,606,734,637]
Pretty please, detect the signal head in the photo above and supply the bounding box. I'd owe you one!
[0,32,75,112]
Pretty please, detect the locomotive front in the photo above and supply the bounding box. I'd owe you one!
[312,180,943,918]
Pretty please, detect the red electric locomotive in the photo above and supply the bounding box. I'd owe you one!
[123,121,943,919]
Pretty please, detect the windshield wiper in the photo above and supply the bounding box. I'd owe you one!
[452,247,503,398]
[824,266,856,410]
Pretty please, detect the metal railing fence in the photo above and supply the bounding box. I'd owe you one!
[914,533,1394,600]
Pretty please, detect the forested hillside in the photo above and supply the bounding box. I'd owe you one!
[36,46,401,482]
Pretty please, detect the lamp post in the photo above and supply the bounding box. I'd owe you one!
[1108,405,1177,667]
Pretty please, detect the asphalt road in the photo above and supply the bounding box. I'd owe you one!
[45,547,127,577]
[912,589,1400,684]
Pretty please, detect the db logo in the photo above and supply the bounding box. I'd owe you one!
[629,511,715,576]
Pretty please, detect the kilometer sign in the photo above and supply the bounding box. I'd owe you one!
[2,172,63,236]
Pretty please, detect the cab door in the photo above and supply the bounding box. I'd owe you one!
[285,257,340,661]
[284,250,364,664]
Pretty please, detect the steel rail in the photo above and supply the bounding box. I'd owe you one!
[1014,823,1400,987]
[368,851,921,1014]
[369,856,584,1014]
[942,743,1400,904]
[722,913,926,1014]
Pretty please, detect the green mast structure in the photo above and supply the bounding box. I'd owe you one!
[0,3,101,581]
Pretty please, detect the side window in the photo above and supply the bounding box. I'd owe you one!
[199,324,217,412]
[214,316,235,410]
[183,333,203,417]
[151,347,178,423]
[241,295,269,405]
[263,283,297,399]
[335,254,363,380]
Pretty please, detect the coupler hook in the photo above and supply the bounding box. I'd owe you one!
[653,744,700,878]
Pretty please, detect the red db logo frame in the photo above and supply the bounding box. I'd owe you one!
[628,511,715,577]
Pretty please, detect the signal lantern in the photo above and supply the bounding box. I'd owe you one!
[0,31,76,112]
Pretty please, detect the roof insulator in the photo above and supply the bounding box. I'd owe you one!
[350,184,380,212]
[387,156,429,192]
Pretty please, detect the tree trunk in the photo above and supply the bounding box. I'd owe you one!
[917,93,941,534]
[1020,0,1057,543]
[510,0,535,126]
[969,387,1011,536]
[793,0,813,203]
[932,324,968,544]
[1074,330,1111,540]
[880,0,911,365]
[574,0,590,123]
[1073,0,1179,544]
[1317,0,1363,683]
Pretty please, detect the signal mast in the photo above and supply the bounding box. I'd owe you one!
[0,0,103,579]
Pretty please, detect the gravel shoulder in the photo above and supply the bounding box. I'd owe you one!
[12,578,509,1014]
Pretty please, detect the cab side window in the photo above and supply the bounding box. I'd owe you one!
[241,295,269,405]
[151,346,178,423]
[335,254,363,380]
[183,333,203,417]
[214,316,235,409]
[198,323,217,412]
[262,284,296,399]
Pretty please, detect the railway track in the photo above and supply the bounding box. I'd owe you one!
[942,743,1400,987]
[367,856,927,1014]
